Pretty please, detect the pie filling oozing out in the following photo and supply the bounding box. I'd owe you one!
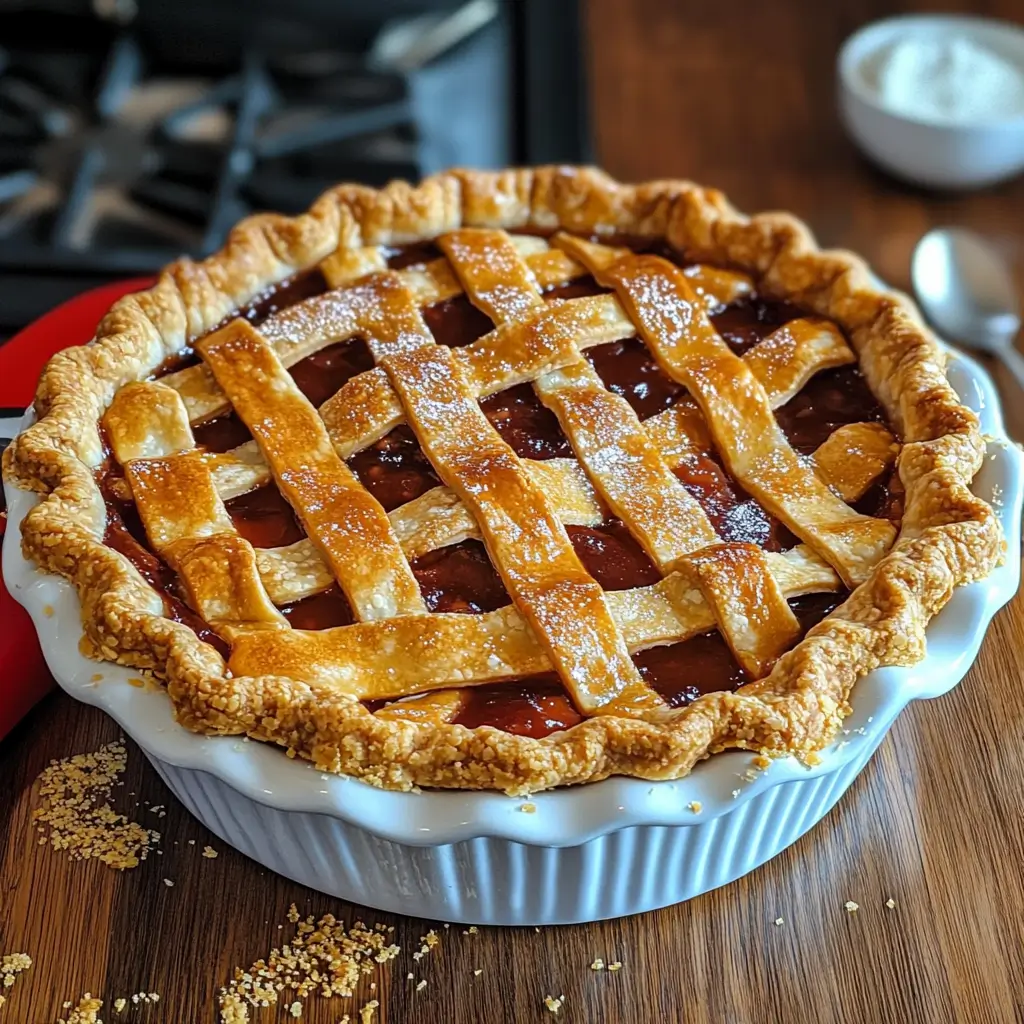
[96,231,903,741]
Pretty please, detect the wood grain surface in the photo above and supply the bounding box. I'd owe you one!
[3,1,1024,1021]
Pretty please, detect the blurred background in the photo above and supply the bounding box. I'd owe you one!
[0,0,1022,380]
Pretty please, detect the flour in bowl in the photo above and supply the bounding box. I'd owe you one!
[863,35,1024,124]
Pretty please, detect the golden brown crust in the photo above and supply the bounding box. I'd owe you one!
[3,166,1004,794]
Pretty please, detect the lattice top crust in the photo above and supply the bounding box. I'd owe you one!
[4,167,1002,794]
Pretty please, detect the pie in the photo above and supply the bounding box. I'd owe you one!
[3,167,1003,794]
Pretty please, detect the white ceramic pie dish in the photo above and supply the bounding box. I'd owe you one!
[3,348,1021,924]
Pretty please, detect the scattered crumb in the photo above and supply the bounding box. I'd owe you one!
[590,958,605,971]
[412,928,441,962]
[543,995,564,1013]
[731,789,741,799]
[43,604,54,617]
[202,846,219,859]
[90,673,104,683]
[57,994,103,1024]
[359,999,379,1024]
[289,1001,302,1018]
[0,953,32,1007]
[774,917,784,927]
[188,839,196,846]
[218,991,248,1024]
[885,898,897,910]
[113,998,126,1013]
[687,801,702,814]
[752,754,772,770]
[520,803,537,814]
[415,980,427,992]
[218,907,400,1022]
[406,973,414,981]
[31,743,159,869]
[534,928,541,933]
[473,969,482,977]
[607,961,622,972]
[163,878,174,887]
[844,901,859,913]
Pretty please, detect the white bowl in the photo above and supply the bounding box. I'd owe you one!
[3,350,1021,924]
[838,15,1024,189]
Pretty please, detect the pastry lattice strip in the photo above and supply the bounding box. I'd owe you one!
[195,319,426,621]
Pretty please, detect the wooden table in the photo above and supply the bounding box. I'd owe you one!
[3,2,1024,1020]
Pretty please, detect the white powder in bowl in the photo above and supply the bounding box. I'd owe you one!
[862,35,1024,125]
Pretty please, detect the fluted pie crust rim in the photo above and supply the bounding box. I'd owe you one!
[3,166,1003,794]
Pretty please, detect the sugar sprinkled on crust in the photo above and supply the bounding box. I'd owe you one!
[31,743,159,869]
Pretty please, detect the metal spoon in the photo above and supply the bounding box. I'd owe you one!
[912,227,1024,390]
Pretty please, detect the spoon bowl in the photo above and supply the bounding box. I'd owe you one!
[911,227,1024,394]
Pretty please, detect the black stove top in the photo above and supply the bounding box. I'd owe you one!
[0,0,589,340]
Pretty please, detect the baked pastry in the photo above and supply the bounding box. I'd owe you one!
[3,167,1003,794]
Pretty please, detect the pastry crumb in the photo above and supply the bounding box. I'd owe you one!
[57,994,103,1024]
[544,995,564,1013]
[163,878,174,887]
[731,789,741,799]
[687,801,702,813]
[202,845,219,859]
[885,898,896,909]
[359,999,379,1024]
[113,998,126,1013]
[0,952,32,1007]
[774,917,784,926]
[473,969,482,976]
[519,802,537,814]
[844,900,859,913]
[415,980,427,992]
[607,961,622,972]
[590,958,605,971]
[31,743,159,869]
[218,907,401,1022]
[289,1001,302,1018]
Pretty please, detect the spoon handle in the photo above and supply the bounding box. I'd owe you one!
[999,345,1024,393]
